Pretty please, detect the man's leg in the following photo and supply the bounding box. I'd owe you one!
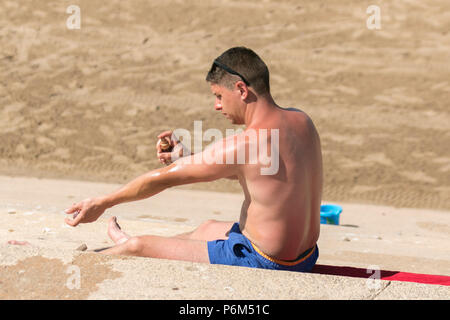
[107,216,233,242]
[99,234,210,263]
[100,216,233,262]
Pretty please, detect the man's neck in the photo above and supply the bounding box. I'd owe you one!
[244,94,278,128]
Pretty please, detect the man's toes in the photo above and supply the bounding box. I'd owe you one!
[114,217,122,229]
[108,216,121,229]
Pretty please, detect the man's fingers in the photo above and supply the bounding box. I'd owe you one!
[157,131,173,139]
[64,217,76,226]
[65,216,80,227]
[157,131,180,145]
[65,209,84,227]
[65,203,80,214]
[157,151,172,164]
[156,139,162,152]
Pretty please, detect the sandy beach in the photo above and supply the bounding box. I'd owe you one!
[0,0,449,300]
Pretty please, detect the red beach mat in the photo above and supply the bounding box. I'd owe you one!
[310,264,450,286]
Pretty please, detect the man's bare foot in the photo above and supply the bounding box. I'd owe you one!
[7,240,31,246]
[107,216,130,244]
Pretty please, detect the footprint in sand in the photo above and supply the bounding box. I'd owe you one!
[333,85,360,96]
[362,153,394,167]
[36,136,56,148]
[432,157,450,173]
[431,81,449,91]
[321,133,365,146]
[337,157,366,169]
[15,26,40,63]
[399,171,437,184]
[350,185,381,194]
[39,148,71,161]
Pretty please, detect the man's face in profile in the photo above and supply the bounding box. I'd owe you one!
[210,83,244,125]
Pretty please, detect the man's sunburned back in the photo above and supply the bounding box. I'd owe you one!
[237,106,322,261]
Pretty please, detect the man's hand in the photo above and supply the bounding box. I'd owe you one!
[156,130,190,165]
[64,197,107,227]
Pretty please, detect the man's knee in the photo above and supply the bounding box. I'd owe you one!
[196,219,218,234]
[185,219,217,240]
[201,219,218,229]
[125,236,144,254]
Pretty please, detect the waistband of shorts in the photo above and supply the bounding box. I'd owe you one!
[250,242,316,266]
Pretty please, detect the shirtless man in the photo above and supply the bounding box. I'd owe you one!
[64,47,323,272]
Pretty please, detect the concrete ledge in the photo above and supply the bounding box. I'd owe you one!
[1,245,448,300]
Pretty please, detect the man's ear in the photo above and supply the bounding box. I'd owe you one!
[236,81,248,100]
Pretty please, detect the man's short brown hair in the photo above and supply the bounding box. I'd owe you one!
[206,47,270,96]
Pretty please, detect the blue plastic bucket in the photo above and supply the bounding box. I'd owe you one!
[320,204,342,225]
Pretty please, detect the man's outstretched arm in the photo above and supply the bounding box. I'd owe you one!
[65,136,241,226]
[64,167,171,226]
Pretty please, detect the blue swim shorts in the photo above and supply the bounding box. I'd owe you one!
[207,223,318,272]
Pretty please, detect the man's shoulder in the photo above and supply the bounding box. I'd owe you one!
[281,107,312,123]
[279,107,318,138]
[283,107,302,113]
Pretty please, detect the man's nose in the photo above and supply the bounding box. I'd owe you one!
[214,99,222,110]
